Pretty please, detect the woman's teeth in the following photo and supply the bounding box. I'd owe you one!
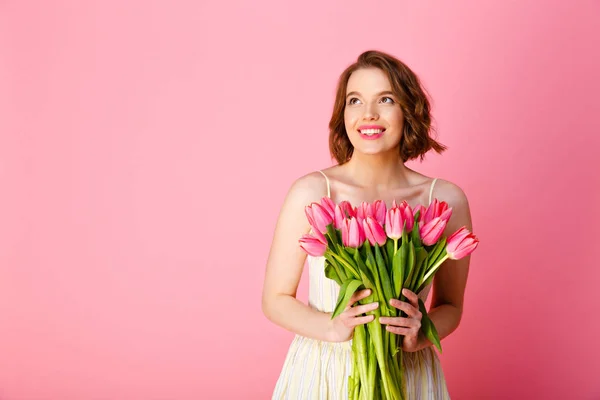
[360,129,384,136]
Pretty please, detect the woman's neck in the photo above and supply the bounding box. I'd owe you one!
[343,150,411,189]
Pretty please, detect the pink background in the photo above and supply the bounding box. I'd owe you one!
[1,1,599,399]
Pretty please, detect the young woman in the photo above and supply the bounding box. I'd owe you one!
[262,50,473,399]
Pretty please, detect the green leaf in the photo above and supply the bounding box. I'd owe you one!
[364,242,391,316]
[380,242,390,266]
[401,220,409,247]
[392,242,407,298]
[324,253,347,282]
[329,251,361,280]
[411,219,422,248]
[404,241,416,291]
[418,298,442,352]
[427,237,447,269]
[331,279,364,319]
[326,224,338,247]
[363,241,375,271]
[374,245,394,306]
[353,248,371,278]
[324,261,342,285]
[358,268,375,293]
[385,240,394,264]
[410,246,429,290]
[336,243,356,268]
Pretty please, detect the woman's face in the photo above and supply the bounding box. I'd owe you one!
[344,67,404,157]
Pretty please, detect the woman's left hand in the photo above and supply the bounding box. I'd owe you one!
[379,288,423,352]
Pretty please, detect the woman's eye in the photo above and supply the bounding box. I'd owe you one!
[381,97,395,104]
[348,98,361,105]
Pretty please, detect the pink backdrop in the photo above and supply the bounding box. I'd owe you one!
[1,1,599,399]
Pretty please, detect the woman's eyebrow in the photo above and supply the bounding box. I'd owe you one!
[346,90,394,98]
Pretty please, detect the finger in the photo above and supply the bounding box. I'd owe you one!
[346,289,371,309]
[347,302,378,317]
[385,326,414,335]
[402,289,419,308]
[378,316,419,328]
[348,314,375,327]
[389,298,421,318]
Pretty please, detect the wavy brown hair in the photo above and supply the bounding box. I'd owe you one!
[328,50,447,164]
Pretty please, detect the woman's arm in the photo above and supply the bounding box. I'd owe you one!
[261,173,338,342]
[416,181,474,351]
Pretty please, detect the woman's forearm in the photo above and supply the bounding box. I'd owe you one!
[263,294,337,342]
[415,303,462,352]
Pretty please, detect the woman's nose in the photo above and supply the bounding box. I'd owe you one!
[363,104,379,120]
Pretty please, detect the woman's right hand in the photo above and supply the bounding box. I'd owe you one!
[328,289,379,342]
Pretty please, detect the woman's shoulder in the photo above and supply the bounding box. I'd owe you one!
[431,177,470,207]
[283,169,331,206]
[430,177,473,230]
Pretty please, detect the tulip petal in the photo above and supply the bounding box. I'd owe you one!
[321,196,336,218]
[420,217,447,246]
[299,234,327,257]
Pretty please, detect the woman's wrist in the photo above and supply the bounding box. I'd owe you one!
[324,312,339,342]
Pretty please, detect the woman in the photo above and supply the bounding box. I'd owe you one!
[262,50,473,399]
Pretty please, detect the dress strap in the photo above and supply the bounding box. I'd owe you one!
[428,178,438,206]
[317,170,331,198]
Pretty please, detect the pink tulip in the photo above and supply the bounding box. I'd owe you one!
[446,227,479,260]
[334,204,345,229]
[422,199,452,225]
[299,234,327,257]
[385,207,403,240]
[320,196,336,219]
[419,217,448,246]
[356,202,373,222]
[311,226,327,245]
[305,202,333,234]
[413,204,426,221]
[363,217,387,246]
[341,217,365,248]
[398,200,415,232]
[372,200,387,226]
[339,201,357,218]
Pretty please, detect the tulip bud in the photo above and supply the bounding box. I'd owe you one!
[305,202,333,234]
[299,234,327,257]
[364,217,387,246]
[446,227,479,260]
[419,217,447,246]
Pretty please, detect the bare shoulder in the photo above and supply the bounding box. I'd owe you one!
[433,178,470,206]
[432,178,473,231]
[284,170,330,207]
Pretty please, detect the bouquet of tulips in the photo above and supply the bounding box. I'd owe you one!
[299,197,479,400]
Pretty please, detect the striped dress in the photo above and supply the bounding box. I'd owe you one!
[272,172,451,400]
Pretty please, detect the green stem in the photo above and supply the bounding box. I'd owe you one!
[418,254,449,292]
[397,347,406,399]
[354,324,371,399]
[367,309,402,400]
[324,253,347,282]
[330,252,360,279]
[366,337,376,400]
